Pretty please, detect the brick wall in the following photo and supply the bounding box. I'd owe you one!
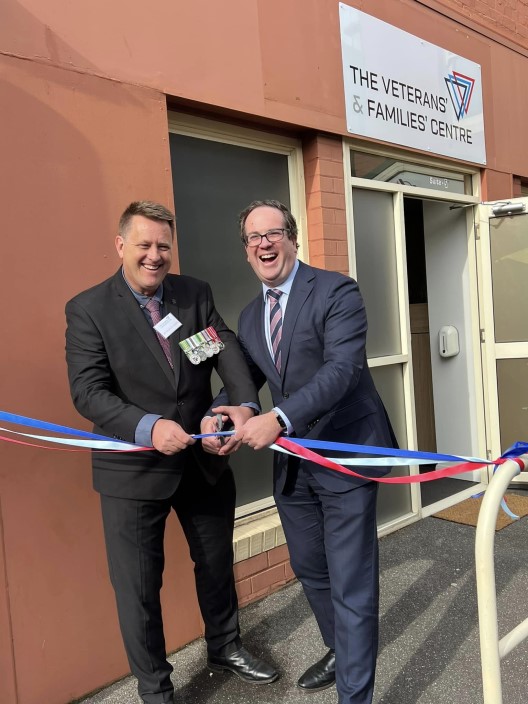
[303,134,349,275]
[427,0,528,45]
[234,544,296,607]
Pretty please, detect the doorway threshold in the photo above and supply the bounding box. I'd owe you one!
[421,479,486,517]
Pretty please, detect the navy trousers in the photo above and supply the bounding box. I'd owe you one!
[275,466,379,704]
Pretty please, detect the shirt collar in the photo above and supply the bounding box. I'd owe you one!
[121,268,164,306]
[261,259,299,300]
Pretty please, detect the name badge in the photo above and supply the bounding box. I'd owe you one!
[153,313,182,339]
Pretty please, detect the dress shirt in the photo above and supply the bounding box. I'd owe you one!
[261,259,300,435]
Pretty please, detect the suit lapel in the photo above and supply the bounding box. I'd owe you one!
[281,262,314,373]
[249,293,281,381]
[113,272,178,388]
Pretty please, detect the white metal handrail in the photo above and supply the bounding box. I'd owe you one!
[475,454,528,703]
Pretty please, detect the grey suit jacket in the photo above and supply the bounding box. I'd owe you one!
[236,261,396,493]
[65,270,258,499]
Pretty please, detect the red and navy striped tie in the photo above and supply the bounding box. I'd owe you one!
[145,298,173,369]
[267,288,283,372]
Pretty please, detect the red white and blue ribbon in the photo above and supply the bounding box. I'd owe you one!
[1,409,526,499]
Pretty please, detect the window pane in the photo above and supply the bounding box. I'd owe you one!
[350,150,471,195]
[370,364,413,523]
[497,358,528,453]
[170,132,291,508]
[353,188,401,357]
[490,213,528,342]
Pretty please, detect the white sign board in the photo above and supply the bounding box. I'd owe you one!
[339,4,486,164]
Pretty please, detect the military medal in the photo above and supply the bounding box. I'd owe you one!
[179,327,224,364]
[192,332,211,359]
[201,327,219,355]
[206,326,225,351]
[179,338,201,365]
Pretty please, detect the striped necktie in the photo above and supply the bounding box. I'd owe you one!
[145,298,173,369]
[267,288,283,372]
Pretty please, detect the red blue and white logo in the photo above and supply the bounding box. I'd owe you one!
[444,71,476,120]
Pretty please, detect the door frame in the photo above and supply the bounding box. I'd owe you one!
[167,111,307,516]
[476,197,528,484]
[343,142,487,530]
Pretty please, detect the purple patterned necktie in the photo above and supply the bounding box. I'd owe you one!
[267,288,283,372]
[145,298,173,369]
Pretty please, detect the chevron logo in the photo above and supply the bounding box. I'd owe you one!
[444,71,476,121]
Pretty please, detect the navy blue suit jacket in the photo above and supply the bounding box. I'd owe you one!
[236,261,396,493]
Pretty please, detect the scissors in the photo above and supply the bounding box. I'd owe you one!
[216,413,226,446]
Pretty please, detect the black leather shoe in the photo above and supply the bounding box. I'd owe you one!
[207,645,279,684]
[297,648,336,691]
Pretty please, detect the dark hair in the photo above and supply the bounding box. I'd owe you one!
[119,201,175,238]
[238,200,298,246]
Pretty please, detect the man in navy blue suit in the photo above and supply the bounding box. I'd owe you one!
[203,200,396,704]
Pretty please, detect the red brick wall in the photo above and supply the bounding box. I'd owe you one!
[424,0,528,46]
[234,545,296,607]
[303,134,349,275]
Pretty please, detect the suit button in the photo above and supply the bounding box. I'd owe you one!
[177,401,184,406]
[283,392,289,399]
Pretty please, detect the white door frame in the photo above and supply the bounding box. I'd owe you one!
[476,197,528,484]
[343,143,487,527]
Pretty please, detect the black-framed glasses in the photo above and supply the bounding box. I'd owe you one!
[245,228,288,247]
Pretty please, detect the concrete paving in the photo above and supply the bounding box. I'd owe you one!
[76,514,528,704]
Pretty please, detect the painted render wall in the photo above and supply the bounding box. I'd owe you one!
[2,0,528,180]
[2,2,528,703]
[0,55,199,704]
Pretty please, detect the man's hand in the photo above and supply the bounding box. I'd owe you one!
[200,415,225,455]
[210,405,256,456]
[151,419,195,455]
[235,411,282,451]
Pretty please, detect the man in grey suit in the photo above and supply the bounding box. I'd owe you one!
[65,201,278,704]
[204,200,396,704]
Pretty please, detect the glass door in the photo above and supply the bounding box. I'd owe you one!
[346,162,487,526]
[478,199,528,484]
[349,187,418,530]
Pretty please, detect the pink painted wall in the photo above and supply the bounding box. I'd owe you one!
[2,0,528,182]
[2,2,528,702]
[0,54,198,704]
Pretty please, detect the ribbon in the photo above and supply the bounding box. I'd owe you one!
[0,410,236,452]
[2,409,526,484]
[0,410,116,441]
[3,409,525,521]
[273,437,494,484]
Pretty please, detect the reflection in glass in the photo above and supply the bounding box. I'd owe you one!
[497,358,528,453]
[353,188,401,357]
[490,214,528,343]
[170,133,291,509]
[350,150,471,194]
[370,364,412,523]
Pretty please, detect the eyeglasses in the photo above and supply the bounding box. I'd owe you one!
[245,228,288,247]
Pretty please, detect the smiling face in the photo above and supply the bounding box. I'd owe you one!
[244,206,298,287]
[115,214,173,295]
